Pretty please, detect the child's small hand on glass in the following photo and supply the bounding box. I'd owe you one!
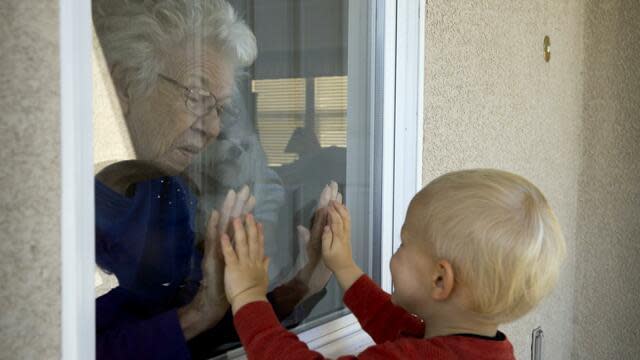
[322,201,363,291]
[220,214,270,314]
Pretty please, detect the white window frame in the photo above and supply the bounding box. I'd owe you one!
[298,0,426,356]
[59,0,424,358]
[61,0,94,359]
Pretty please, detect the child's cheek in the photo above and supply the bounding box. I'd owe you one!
[389,253,399,279]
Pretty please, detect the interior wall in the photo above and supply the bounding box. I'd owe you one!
[422,1,584,358]
[0,1,61,358]
[574,1,640,359]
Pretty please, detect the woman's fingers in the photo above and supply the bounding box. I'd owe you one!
[205,210,220,257]
[336,192,343,205]
[297,225,311,246]
[318,184,330,208]
[243,195,256,214]
[220,234,238,266]
[318,181,339,211]
[232,218,249,260]
[309,208,327,243]
[219,189,236,234]
[329,181,338,201]
[232,185,250,218]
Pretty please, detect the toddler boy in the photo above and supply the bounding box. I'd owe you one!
[220,169,566,359]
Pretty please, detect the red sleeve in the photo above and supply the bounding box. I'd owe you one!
[234,301,326,360]
[343,275,424,343]
[233,301,409,360]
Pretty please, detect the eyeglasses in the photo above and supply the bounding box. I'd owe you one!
[158,73,237,119]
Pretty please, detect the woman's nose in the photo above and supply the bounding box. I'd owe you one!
[191,113,221,139]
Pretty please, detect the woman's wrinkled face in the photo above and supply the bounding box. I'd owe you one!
[124,46,235,175]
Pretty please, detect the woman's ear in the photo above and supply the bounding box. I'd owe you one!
[430,259,455,301]
[110,64,130,116]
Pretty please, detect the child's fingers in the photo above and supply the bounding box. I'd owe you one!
[220,234,238,265]
[328,207,344,240]
[321,225,333,255]
[257,223,265,261]
[245,214,259,260]
[232,218,249,260]
[333,201,351,234]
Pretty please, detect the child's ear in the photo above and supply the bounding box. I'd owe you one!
[430,260,454,301]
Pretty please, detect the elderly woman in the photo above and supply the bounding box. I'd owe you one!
[92,1,333,359]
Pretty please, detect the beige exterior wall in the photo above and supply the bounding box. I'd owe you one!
[574,2,640,359]
[0,1,61,359]
[423,0,639,359]
[422,1,584,358]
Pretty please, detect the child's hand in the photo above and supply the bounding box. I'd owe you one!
[322,201,363,290]
[220,214,270,314]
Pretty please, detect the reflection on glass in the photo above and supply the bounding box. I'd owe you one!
[93,0,377,358]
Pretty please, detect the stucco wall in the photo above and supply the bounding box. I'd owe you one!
[0,1,61,359]
[573,2,640,359]
[422,1,584,358]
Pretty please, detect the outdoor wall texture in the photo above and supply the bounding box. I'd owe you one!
[423,0,638,359]
[574,1,640,359]
[0,1,61,359]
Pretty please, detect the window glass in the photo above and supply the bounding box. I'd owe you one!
[93,0,380,357]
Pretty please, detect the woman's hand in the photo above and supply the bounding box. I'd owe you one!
[178,186,256,339]
[294,181,342,299]
[220,214,270,314]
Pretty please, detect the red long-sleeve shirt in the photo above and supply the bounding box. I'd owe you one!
[233,275,515,359]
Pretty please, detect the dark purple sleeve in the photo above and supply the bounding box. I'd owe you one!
[97,289,191,360]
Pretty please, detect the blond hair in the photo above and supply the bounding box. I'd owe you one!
[410,169,566,323]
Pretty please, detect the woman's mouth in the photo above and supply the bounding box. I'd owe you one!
[179,144,201,154]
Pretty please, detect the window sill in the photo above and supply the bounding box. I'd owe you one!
[222,314,374,359]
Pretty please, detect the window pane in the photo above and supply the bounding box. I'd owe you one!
[93,0,380,357]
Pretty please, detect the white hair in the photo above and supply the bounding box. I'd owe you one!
[93,0,257,96]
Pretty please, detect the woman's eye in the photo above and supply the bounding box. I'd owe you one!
[187,95,204,106]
